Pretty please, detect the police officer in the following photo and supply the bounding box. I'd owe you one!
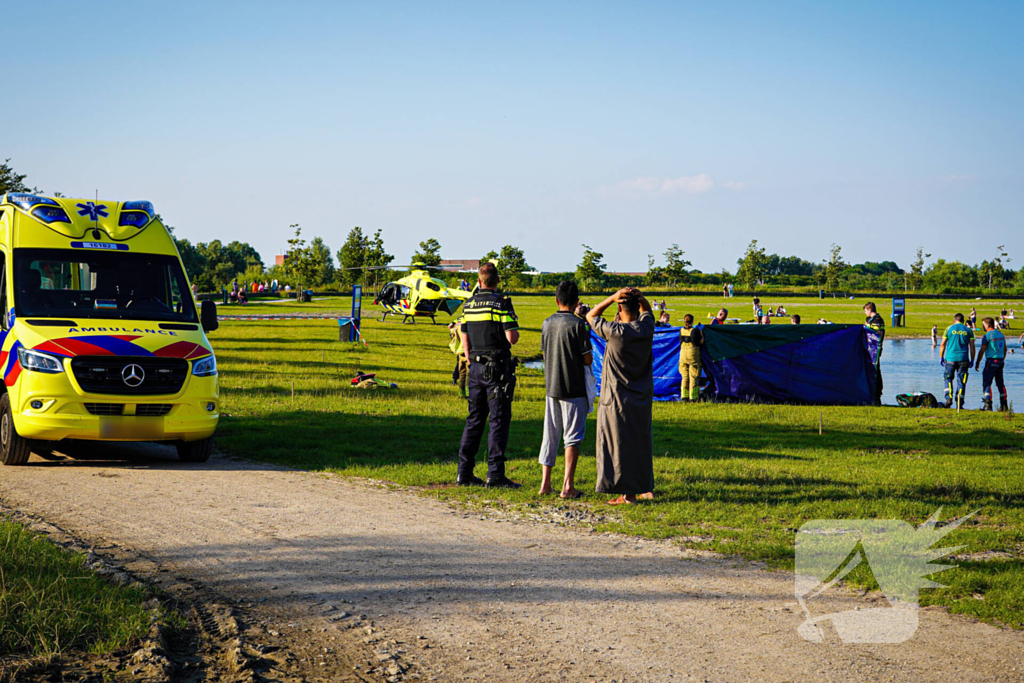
[456,262,521,488]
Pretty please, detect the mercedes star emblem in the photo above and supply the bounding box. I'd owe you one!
[122,364,145,387]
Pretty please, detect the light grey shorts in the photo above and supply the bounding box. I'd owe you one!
[538,396,589,467]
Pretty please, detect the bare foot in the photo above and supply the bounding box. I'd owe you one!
[607,494,636,505]
[638,492,655,501]
[538,487,553,496]
[560,488,583,500]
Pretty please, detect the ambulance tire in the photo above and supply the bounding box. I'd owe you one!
[0,394,32,466]
[176,437,213,463]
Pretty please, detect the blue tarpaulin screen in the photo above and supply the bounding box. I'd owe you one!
[590,323,879,405]
[590,326,689,402]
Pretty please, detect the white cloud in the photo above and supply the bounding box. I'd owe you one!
[601,173,717,198]
[722,180,747,190]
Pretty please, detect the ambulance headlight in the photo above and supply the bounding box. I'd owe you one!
[192,355,217,377]
[17,348,65,374]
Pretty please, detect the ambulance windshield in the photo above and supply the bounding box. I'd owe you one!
[13,248,198,322]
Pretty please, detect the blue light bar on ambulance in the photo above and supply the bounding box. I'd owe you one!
[118,200,155,228]
[5,193,58,211]
[31,205,71,224]
[122,200,154,215]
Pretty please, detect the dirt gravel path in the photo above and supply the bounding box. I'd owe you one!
[1,445,1021,683]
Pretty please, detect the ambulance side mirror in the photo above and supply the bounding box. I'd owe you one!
[201,300,219,333]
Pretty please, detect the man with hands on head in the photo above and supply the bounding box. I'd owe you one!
[585,288,656,505]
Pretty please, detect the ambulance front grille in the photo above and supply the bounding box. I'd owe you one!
[136,404,172,417]
[70,357,189,396]
[84,403,125,416]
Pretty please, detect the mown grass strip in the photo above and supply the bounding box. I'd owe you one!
[0,521,151,658]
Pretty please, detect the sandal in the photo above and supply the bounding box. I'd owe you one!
[607,495,634,505]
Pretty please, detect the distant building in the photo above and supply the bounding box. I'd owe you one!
[275,254,288,266]
[439,259,480,272]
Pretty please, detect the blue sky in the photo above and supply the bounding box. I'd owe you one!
[4,1,1022,273]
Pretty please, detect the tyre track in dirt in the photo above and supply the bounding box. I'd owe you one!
[0,444,1021,683]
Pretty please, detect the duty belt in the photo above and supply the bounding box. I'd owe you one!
[472,351,510,364]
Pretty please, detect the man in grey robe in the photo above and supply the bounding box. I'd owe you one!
[586,287,656,504]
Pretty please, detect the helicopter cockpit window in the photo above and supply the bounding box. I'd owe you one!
[425,281,441,292]
[377,283,400,305]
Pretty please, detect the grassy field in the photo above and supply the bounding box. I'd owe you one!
[0,520,154,659]
[212,293,1024,627]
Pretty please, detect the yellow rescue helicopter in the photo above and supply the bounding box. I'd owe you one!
[346,263,472,324]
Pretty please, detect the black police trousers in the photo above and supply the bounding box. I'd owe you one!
[458,361,511,480]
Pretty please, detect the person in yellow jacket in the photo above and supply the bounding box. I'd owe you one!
[448,319,470,398]
[678,314,705,401]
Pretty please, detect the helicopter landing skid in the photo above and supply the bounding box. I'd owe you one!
[379,311,439,325]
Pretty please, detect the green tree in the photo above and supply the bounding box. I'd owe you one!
[497,245,530,284]
[923,259,979,292]
[363,229,394,293]
[989,245,1010,289]
[308,236,336,287]
[645,254,664,287]
[173,237,206,285]
[412,238,442,266]
[575,244,606,291]
[662,244,692,288]
[337,227,368,286]
[907,246,929,291]
[0,159,34,194]
[821,243,846,292]
[285,225,318,298]
[736,240,768,290]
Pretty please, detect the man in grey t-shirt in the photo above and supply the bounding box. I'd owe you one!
[539,280,593,498]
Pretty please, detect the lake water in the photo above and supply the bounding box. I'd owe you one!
[523,339,1024,409]
[881,339,1022,409]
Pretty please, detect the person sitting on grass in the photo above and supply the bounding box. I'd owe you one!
[777,304,787,316]
[586,288,655,505]
[538,280,593,499]
[790,314,801,324]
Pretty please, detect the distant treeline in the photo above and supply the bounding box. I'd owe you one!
[3,158,1019,296]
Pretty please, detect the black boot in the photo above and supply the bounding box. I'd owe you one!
[1000,400,1009,412]
[982,399,993,412]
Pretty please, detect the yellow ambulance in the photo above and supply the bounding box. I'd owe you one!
[0,193,220,465]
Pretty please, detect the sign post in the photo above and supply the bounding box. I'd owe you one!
[891,297,906,327]
[350,284,362,342]
[338,285,364,343]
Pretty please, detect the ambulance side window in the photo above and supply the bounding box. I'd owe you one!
[168,265,185,314]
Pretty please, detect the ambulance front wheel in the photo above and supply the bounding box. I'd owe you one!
[0,394,32,466]
[176,437,213,463]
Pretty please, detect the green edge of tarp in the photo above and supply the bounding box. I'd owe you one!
[702,323,864,362]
